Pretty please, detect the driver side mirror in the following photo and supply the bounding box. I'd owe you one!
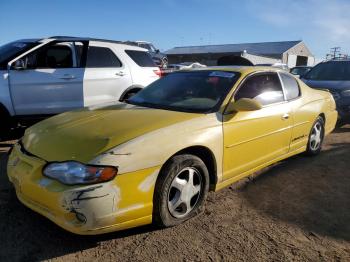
[12,58,26,70]
[225,98,262,114]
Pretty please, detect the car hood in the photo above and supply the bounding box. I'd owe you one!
[302,79,350,91]
[22,103,201,163]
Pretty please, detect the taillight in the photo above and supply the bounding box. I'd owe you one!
[153,68,162,77]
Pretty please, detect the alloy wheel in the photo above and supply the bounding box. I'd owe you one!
[309,122,323,151]
[167,167,202,218]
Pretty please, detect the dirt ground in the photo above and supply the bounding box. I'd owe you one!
[0,126,349,262]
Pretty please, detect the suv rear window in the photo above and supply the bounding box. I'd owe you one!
[86,46,122,68]
[304,61,350,81]
[125,50,156,67]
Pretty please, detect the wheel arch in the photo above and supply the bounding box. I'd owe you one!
[119,85,143,101]
[319,112,326,124]
[160,146,218,191]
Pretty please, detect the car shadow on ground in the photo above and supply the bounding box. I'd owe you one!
[240,138,350,242]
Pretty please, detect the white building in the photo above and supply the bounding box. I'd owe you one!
[166,40,314,68]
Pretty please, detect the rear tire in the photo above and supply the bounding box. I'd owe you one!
[153,154,209,227]
[305,116,325,156]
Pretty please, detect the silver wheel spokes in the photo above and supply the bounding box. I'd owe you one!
[310,122,323,150]
[168,167,202,218]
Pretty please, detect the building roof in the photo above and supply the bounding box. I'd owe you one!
[165,40,303,56]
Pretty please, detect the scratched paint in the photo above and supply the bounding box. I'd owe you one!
[61,183,121,228]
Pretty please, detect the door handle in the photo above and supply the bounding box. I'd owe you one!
[60,74,75,80]
[282,113,290,120]
[115,71,126,76]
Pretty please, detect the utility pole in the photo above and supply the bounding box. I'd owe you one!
[330,47,341,59]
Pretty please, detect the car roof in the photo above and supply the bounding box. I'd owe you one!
[45,36,124,44]
[183,66,285,74]
[322,59,350,63]
[134,41,151,44]
[34,36,149,51]
[15,38,41,43]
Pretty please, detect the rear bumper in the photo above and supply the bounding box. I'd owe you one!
[7,144,159,235]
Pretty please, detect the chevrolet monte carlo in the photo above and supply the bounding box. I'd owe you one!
[7,67,337,234]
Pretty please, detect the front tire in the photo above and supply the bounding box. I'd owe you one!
[153,154,209,227]
[305,116,325,156]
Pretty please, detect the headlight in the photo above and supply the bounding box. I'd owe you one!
[43,161,118,185]
[341,90,350,97]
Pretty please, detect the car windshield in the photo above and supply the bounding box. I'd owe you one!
[0,41,38,69]
[127,70,240,113]
[303,61,350,81]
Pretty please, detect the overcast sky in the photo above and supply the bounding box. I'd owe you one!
[1,0,349,58]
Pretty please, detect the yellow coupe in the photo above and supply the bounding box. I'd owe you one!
[7,67,337,235]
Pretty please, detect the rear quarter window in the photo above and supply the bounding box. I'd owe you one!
[125,50,156,67]
[280,72,301,100]
[86,46,122,68]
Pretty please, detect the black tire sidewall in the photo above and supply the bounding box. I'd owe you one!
[153,154,209,227]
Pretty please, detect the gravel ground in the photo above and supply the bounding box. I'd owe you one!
[0,126,349,262]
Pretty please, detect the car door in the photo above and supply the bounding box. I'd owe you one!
[8,41,87,115]
[279,72,310,151]
[223,72,293,180]
[83,41,132,107]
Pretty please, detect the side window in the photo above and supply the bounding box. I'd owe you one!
[86,46,122,68]
[22,41,85,69]
[125,50,156,67]
[235,73,285,106]
[26,44,73,69]
[279,72,301,100]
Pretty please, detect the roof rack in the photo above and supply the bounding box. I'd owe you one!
[47,36,125,45]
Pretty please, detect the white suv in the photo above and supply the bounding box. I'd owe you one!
[0,36,160,135]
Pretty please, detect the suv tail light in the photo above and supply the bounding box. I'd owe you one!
[153,68,162,77]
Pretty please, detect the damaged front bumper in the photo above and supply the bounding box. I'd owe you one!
[7,143,160,235]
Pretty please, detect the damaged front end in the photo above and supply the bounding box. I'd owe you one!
[7,143,160,235]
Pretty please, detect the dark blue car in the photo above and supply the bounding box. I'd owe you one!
[302,60,350,125]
